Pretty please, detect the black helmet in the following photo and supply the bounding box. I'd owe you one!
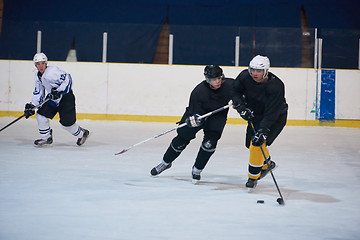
[204,65,223,80]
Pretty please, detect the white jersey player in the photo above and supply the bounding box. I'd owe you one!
[31,65,72,106]
[24,52,89,146]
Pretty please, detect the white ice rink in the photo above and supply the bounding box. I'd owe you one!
[0,117,359,240]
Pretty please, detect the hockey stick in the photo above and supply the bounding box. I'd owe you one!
[0,98,50,133]
[115,103,232,155]
[249,121,285,205]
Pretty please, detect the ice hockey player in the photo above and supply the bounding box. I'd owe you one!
[150,65,234,183]
[24,52,89,146]
[232,55,288,190]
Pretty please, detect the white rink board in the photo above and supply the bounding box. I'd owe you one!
[0,60,359,120]
[335,70,360,119]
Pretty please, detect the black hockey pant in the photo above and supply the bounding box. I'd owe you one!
[37,90,77,127]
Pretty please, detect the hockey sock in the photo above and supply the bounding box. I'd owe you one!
[193,147,215,170]
[163,143,182,164]
[162,160,170,166]
[61,123,84,138]
[262,157,271,170]
[193,139,217,169]
[36,114,51,139]
[248,142,269,179]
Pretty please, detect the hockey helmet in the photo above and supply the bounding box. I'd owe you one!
[248,55,270,79]
[33,52,48,65]
[204,65,224,82]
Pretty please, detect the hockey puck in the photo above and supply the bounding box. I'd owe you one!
[257,200,264,204]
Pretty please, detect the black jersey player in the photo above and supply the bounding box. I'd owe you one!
[150,65,234,183]
[233,55,288,189]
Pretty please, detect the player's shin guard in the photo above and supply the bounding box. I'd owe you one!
[248,142,269,179]
[194,146,215,170]
[163,139,188,164]
[36,114,51,139]
[192,143,215,183]
[193,139,216,170]
[61,123,83,138]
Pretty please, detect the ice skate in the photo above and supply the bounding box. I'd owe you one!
[151,162,172,176]
[191,172,201,185]
[259,159,276,180]
[77,128,89,146]
[34,129,53,146]
[246,178,257,192]
[191,167,201,184]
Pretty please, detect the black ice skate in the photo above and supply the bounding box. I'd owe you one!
[246,178,258,192]
[151,162,172,176]
[191,167,201,184]
[77,128,89,146]
[34,129,53,146]
[192,172,201,184]
[259,159,276,180]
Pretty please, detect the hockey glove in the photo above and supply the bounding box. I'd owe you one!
[24,103,35,119]
[185,114,203,128]
[234,104,254,121]
[252,128,270,146]
[46,87,63,100]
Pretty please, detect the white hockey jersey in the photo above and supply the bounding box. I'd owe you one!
[31,66,73,106]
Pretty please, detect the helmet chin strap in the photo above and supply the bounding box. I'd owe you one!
[262,69,269,80]
[259,76,269,83]
[257,72,269,83]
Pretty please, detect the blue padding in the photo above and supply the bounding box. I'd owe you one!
[319,70,335,120]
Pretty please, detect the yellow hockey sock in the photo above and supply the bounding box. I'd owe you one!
[248,142,269,179]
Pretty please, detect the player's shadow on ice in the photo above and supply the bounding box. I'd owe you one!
[166,176,340,203]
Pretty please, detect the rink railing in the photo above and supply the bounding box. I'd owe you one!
[0,60,359,128]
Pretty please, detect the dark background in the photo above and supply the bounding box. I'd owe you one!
[0,0,359,68]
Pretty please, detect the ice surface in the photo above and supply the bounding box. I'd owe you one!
[0,117,359,240]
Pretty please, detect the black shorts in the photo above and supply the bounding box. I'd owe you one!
[37,90,77,127]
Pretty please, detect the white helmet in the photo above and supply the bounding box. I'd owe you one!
[248,55,270,79]
[33,52,48,65]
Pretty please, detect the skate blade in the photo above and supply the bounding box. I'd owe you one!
[192,179,200,185]
[34,143,53,148]
[247,187,256,193]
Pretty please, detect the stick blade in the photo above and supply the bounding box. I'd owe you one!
[277,198,285,205]
[115,149,128,155]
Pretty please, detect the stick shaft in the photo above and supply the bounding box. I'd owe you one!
[115,103,232,155]
[249,121,285,201]
[0,98,49,133]
[0,115,25,132]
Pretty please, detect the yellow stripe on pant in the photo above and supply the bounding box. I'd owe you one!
[248,142,269,179]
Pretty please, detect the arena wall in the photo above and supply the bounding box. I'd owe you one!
[0,60,359,127]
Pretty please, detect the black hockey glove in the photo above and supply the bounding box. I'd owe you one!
[234,104,254,121]
[46,87,63,100]
[24,103,35,119]
[185,114,203,128]
[252,128,270,146]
